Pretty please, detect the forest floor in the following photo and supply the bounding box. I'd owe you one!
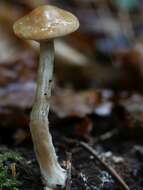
[0,111,143,190]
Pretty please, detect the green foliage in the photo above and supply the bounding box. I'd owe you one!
[114,0,138,11]
[0,151,23,190]
[0,151,23,163]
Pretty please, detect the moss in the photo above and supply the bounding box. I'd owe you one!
[0,151,23,190]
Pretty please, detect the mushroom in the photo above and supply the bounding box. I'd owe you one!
[13,5,79,189]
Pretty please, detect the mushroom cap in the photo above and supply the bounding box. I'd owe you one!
[13,5,79,41]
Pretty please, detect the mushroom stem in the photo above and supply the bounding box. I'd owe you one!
[30,40,67,188]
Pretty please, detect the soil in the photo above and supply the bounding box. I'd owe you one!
[0,127,143,190]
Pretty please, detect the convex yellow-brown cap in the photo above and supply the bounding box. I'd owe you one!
[13,5,79,41]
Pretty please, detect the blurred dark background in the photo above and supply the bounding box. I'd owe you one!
[1,0,143,93]
[1,0,143,140]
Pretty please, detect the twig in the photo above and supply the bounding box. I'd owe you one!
[65,152,72,190]
[94,128,119,144]
[10,163,16,178]
[79,141,129,190]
